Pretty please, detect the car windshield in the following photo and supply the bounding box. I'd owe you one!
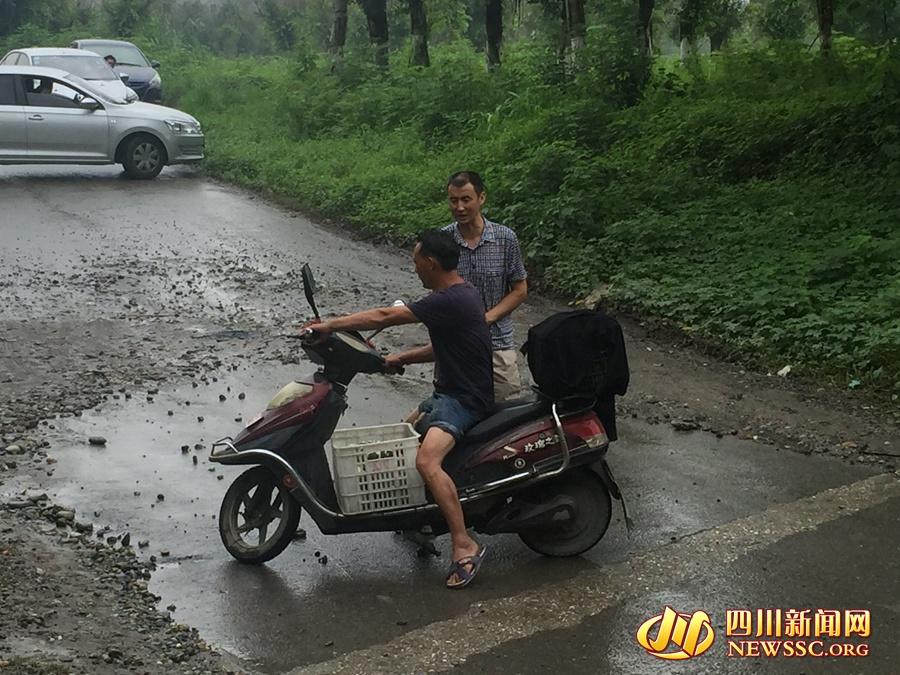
[84,44,149,68]
[31,55,117,81]
[64,74,128,105]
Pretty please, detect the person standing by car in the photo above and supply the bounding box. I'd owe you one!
[104,54,117,68]
[443,171,528,400]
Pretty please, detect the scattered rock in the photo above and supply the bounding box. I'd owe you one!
[88,436,107,446]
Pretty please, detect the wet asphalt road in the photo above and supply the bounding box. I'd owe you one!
[2,165,898,674]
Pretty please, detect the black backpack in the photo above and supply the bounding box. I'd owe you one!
[521,309,629,440]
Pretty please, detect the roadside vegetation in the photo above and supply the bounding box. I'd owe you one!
[2,1,899,400]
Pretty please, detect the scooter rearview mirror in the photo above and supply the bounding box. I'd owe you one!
[301,263,320,321]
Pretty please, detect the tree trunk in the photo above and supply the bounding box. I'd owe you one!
[486,0,503,70]
[678,0,700,62]
[637,0,655,56]
[558,0,586,65]
[816,0,834,52]
[710,29,725,52]
[360,0,389,67]
[557,1,569,63]
[566,0,586,54]
[409,0,430,67]
[329,0,348,60]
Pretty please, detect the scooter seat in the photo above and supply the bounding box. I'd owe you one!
[463,398,550,444]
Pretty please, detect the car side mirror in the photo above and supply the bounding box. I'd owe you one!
[78,97,101,111]
[150,60,160,69]
[119,73,130,84]
[301,263,320,321]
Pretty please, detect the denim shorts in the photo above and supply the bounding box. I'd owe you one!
[416,393,481,442]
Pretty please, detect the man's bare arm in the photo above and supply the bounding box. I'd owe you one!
[485,279,528,326]
[313,305,418,333]
[388,343,435,366]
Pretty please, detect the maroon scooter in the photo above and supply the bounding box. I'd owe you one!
[210,264,625,564]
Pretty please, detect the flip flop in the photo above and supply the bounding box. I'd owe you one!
[446,545,487,589]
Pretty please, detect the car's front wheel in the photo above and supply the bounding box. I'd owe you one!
[121,134,166,179]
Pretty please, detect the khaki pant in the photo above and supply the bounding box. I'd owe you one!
[493,349,522,401]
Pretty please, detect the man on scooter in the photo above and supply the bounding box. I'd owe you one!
[304,228,493,588]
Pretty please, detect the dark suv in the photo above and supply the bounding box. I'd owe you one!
[70,39,161,103]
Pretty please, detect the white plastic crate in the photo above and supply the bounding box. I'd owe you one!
[331,423,425,514]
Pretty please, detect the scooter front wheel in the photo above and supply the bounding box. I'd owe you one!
[219,466,301,564]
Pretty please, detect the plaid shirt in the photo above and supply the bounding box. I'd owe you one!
[443,218,527,350]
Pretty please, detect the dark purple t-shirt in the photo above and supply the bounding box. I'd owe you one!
[409,282,494,416]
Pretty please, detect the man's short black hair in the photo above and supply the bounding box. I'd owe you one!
[417,228,459,271]
[448,171,485,195]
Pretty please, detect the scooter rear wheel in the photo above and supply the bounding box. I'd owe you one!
[219,466,301,564]
[517,469,612,557]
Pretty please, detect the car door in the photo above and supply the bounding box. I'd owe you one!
[21,76,110,160]
[0,74,27,160]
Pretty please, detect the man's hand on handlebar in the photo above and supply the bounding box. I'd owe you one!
[383,353,405,375]
[299,320,331,342]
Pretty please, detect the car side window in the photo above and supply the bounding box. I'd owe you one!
[23,78,83,109]
[14,53,26,65]
[0,75,16,105]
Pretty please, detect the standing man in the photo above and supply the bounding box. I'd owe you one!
[443,171,528,400]
[306,229,493,589]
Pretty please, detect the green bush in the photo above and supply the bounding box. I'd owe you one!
[154,39,900,397]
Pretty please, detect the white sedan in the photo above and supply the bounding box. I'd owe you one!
[0,65,203,179]
[0,47,138,102]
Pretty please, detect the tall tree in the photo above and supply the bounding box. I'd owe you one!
[554,0,585,66]
[359,0,389,66]
[409,0,430,66]
[256,0,298,50]
[330,0,349,60]
[637,0,655,55]
[705,0,745,51]
[103,0,156,36]
[486,0,503,69]
[678,0,702,61]
[816,0,835,51]
[751,0,808,40]
[0,0,21,37]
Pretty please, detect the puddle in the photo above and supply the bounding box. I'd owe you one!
[16,361,874,673]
